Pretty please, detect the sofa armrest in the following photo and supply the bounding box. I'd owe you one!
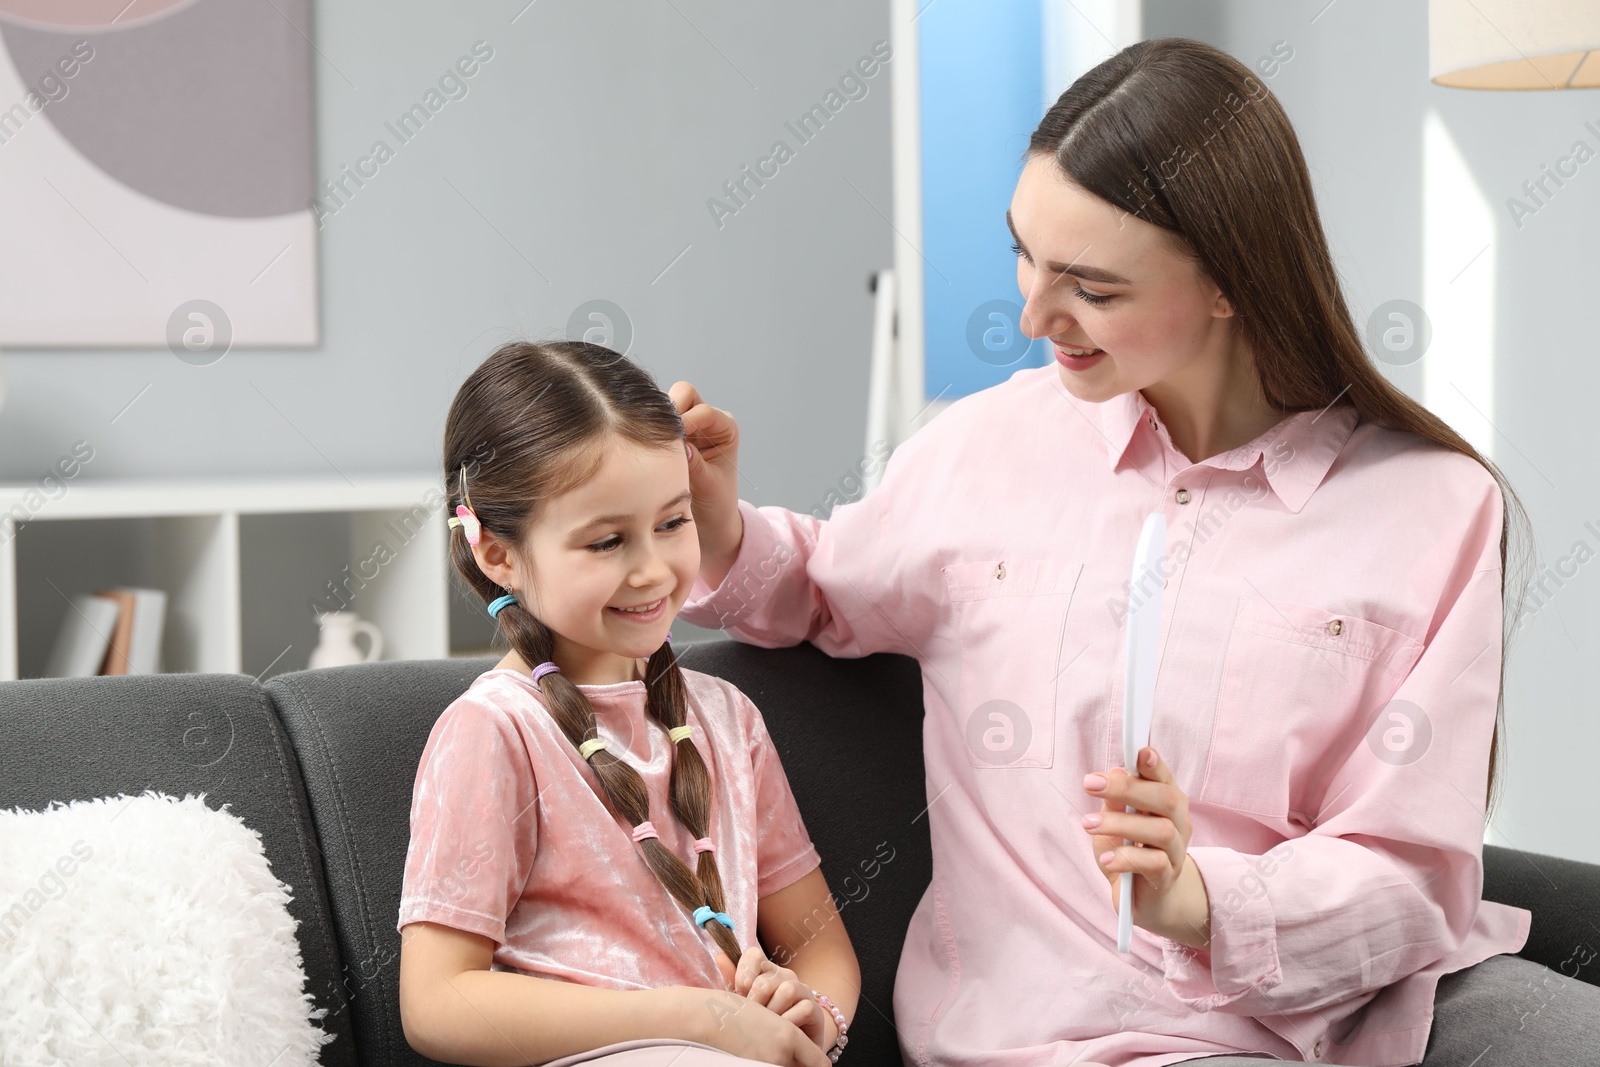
[0,672,358,1064]
[1483,843,1600,987]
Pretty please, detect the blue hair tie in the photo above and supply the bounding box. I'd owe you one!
[487,594,518,619]
[692,905,733,932]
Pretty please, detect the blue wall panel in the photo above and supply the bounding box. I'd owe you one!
[920,0,1048,400]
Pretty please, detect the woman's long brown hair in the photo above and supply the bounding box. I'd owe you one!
[1029,37,1533,816]
[443,339,740,965]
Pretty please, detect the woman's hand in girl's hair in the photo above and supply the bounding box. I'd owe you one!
[1081,746,1212,951]
[731,941,832,1053]
[668,381,744,582]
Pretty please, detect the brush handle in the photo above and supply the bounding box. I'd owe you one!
[1117,510,1165,954]
[1117,870,1134,951]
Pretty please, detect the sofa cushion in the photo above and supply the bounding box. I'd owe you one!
[267,656,499,1067]
[676,641,932,1067]
[0,791,338,1063]
[0,673,356,1066]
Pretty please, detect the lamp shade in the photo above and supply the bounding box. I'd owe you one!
[1430,0,1600,89]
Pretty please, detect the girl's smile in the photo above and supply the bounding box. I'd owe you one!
[607,597,668,622]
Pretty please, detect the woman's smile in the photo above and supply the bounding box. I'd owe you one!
[1054,342,1107,370]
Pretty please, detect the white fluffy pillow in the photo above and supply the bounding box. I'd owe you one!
[0,791,336,1066]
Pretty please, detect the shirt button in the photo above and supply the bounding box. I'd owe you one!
[1313,1039,1324,1058]
[1148,415,1157,429]
[1326,619,1343,636]
[994,561,1006,581]
[1174,488,1190,504]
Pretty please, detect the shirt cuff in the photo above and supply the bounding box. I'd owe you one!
[397,900,506,946]
[679,499,778,631]
[1158,845,1282,1010]
[758,849,823,899]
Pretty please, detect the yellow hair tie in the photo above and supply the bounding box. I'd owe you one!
[578,738,608,760]
[668,725,693,743]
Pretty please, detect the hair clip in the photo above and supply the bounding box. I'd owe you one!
[449,462,483,545]
[449,504,482,546]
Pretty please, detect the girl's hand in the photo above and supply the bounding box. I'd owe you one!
[663,983,831,1067]
[1081,746,1211,950]
[668,381,744,583]
[731,942,832,1052]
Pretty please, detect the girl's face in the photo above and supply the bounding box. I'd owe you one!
[504,436,698,684]
[1007,153,1238,403]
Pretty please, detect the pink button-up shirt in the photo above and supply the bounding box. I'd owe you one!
[680,365,1530,1067]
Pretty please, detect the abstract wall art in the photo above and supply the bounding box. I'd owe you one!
[0,0,318,350]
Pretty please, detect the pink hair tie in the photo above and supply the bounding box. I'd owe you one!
[692,837,715,854]
[631,821,660,843]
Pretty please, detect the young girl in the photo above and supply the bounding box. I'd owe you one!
[396,340,857,1067]
[667,36,1600,1067]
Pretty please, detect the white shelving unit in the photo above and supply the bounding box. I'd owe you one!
[0,475,462,682]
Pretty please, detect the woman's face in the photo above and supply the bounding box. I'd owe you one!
[497,436,698,682]
[1007,153,1238,403]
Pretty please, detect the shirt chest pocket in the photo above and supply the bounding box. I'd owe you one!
[1200,595,1425,819]
[942,558,1084,770]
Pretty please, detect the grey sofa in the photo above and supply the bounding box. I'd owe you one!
[2,640,1595,1066]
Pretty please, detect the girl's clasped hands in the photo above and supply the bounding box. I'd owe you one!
[666,944,834,1067]
[728,943,834,1052]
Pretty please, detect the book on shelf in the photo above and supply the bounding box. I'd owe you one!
[42,593,121,678]
[38,586,166,678]
[95,586,167,675]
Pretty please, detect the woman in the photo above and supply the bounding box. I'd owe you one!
[669,37,1599,1067]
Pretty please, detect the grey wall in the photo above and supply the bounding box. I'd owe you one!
[1146,0,1600,866]
[0,0,896,645]
[6,0,1593,866]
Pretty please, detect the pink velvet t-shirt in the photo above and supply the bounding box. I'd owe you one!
[679,364,1531,1067]
[396,665,822,991]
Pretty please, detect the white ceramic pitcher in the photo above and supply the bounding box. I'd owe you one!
[309,611,384,668]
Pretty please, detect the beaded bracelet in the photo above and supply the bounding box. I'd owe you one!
[815,991,848,1062]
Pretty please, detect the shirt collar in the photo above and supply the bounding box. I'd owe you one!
[1098,388,1360,514]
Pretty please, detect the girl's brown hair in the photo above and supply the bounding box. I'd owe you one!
[443,339,741,965]
[1029,37,1532,815]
